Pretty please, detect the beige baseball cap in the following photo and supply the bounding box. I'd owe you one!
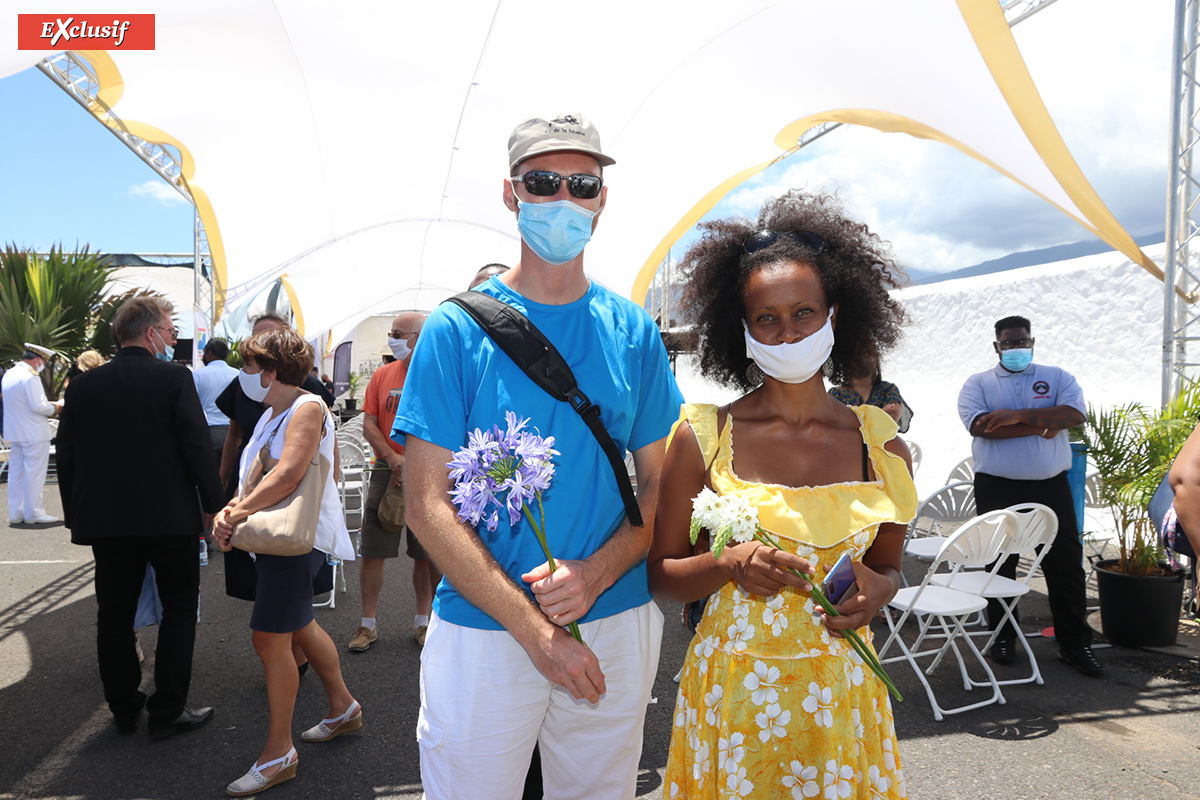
[508,113,615,173]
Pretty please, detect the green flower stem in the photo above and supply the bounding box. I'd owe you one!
[755,527,903,702]
[522,501,583,643]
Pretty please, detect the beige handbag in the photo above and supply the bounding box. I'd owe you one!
[377,478,406,533]
[231,409,331,556]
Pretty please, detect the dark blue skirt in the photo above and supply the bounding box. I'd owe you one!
[249,548,327,633]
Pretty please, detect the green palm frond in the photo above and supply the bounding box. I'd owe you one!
[1083,381,1200,575]
[0,244,140,399]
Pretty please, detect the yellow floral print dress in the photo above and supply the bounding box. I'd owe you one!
[663,403,917,800]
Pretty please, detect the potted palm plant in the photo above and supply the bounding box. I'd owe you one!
[1082,382,1200,647]
[343,370,364,412]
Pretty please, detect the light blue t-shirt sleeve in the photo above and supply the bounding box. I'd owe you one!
[391,304,469,451]
[628,313,685,452]
[957,373,989,432]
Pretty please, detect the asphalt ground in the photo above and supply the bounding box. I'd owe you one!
[2,482,1200,800]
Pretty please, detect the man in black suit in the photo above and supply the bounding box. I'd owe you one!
[57,296,226,738]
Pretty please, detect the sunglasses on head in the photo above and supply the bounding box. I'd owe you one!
[742,229,824,255]
[510,170,604,199]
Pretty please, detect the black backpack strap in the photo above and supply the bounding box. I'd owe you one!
[447,291,644,527]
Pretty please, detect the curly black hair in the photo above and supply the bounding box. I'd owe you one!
[680,189,908,391]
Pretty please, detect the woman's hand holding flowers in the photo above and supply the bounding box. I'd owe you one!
[718,541,814,597]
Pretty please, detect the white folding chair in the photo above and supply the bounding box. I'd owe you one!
[338,442,368,543]
[313,558,346,610]
[946,456,975,485]
[931,503,1058,686]
[1081,471,1115,577]
[335,434,369,469]
[904,440,922,474]
[45,418,59,484]
[904,480,977,566]
[878,509,1018,721]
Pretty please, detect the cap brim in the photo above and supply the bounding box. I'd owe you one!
[23,343,56,360]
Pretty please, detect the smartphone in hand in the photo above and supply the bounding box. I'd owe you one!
[821,552,857,605]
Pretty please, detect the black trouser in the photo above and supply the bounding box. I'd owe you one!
[92,536,200,726]
[208,425,229,467]
[974,471,1092,650]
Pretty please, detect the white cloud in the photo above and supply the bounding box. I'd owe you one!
[694,0,1172,275]
[128,179,189,207]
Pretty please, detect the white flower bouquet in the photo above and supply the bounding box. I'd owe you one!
[689,488,901,701]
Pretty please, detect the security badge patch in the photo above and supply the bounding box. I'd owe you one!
[1032,380,1051,399]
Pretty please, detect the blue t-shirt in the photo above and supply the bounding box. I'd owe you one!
[957,362,1085,481]
[393,277,684,630]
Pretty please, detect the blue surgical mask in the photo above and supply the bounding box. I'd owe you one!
[516,198,596,265]
[152,328,174,362]
[1000,348,1033,372]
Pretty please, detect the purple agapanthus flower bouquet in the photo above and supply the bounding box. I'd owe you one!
[447,411,581,642]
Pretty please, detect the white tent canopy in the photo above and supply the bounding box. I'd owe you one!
[0,1,1157,338]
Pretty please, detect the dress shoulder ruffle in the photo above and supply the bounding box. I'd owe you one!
[710,404,917,548]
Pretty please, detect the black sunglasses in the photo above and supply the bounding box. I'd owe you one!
[742,229,824,255]
[511,170,604,199]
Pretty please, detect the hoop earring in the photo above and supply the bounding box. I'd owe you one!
[746,361,764,386]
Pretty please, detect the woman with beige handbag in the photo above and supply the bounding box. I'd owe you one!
[213,328,361,797]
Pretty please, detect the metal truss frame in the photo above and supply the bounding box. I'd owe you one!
[1164,0,1200,405]
[35,52,215,327]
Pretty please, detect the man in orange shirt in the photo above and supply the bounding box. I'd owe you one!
[348,310,440,650]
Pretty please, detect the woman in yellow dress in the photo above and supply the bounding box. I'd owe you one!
[650,190,917,799]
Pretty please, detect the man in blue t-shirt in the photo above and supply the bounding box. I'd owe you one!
[957,314,1102,678]
[393,113,683,799]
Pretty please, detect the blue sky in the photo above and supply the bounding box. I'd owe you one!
[0,66,194,254]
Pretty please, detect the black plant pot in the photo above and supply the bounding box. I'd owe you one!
[1096,559,1185,648]
[344,398,357,412]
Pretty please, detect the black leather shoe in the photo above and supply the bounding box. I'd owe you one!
[1059,646,1105,678]
[113,692,146,735]
[989,639,1016,666]
[148,706,214,740]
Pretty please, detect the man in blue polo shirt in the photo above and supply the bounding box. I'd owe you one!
[958,315,1102,677]
[393,113,683,799]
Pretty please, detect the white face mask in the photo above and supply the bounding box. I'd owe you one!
[743,309,835,384]
[387,335,412,361]
[238,368,273,402]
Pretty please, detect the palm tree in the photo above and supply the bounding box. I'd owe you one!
[0,244,162,397]
[1083,381,1200,575]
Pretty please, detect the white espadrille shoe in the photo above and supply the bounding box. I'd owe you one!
[300,700,362,742]
[226,747,297,797]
